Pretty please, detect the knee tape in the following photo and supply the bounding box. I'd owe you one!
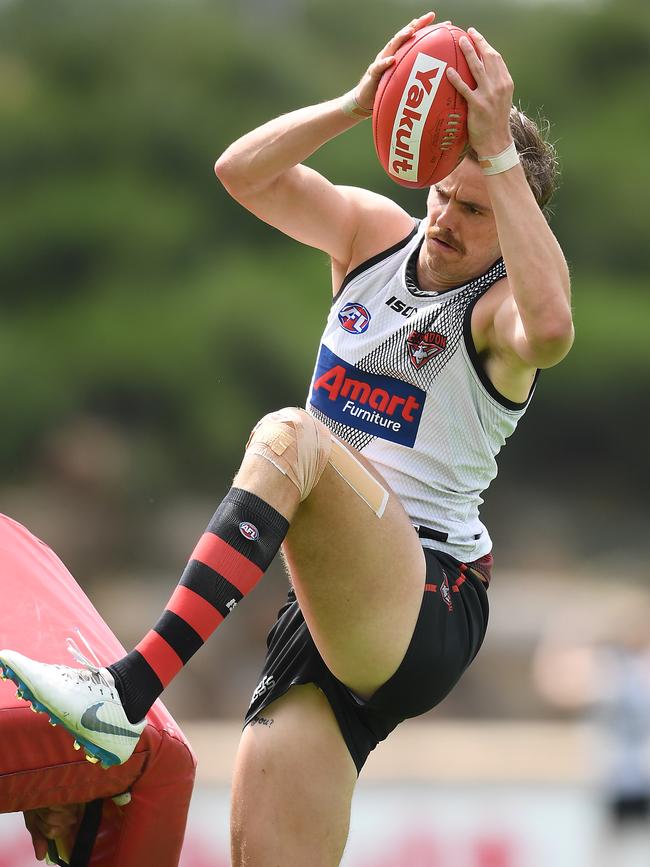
[247,408,389,517]
[246,408,332,501]
[328,437,389,518]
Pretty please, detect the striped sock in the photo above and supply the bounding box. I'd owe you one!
[108,487,289,723]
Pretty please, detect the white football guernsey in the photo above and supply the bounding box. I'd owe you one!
[306,221,537,562]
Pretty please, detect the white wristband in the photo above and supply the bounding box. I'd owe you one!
[340,91,373,120]
[478,141,520,176]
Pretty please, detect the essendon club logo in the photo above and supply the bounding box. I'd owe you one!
[406,330,447,369]
[440,571,453,612]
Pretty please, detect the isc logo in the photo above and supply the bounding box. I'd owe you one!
[386,295,416,318]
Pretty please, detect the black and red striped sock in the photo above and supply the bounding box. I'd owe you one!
[108,487,289,723]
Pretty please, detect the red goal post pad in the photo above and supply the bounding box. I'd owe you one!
[0,514,197,867]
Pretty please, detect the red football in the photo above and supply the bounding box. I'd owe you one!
[373,23,476,189]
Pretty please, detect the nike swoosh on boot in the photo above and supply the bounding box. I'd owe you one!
[80,703,142,739]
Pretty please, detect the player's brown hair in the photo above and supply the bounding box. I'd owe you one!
[467,106,560,214]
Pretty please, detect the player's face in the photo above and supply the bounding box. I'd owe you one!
[419,158,501,291]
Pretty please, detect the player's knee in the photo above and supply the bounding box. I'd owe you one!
[246,407,332,500]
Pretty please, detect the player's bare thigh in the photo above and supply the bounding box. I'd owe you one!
[282,443,426,699]
[231,685,357,867]
[234,419,427,700]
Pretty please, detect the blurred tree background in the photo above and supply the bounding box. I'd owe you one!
[1,0,648,720]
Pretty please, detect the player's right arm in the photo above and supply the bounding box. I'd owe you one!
[214,14,435,287]
[214,101,404,267]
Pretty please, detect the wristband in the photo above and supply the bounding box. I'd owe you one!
[340,91,373,120]
[478,141,520,176]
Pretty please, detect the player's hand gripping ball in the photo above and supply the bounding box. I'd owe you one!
[373,23,476,188]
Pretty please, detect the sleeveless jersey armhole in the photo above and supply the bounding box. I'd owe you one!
[462,293,540,411]
[332,222,420,305]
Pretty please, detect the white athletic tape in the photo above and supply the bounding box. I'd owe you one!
[247,408,388,516]
[328,437,389,518]
[478,141,520,175]
[247,408,331,501]
[340,90,373,120]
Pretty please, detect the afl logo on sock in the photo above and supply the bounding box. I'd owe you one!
[338,302,371,334]
[239,521,259,541]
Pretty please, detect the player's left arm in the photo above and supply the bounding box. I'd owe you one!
[448,28,574,369]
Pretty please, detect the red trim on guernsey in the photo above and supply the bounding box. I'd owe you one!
[452,574,467,593]
[424,583,438,592]
[136,629,184,687]
[167,585,224,641]
[469,552,493,586]
[192,533,263,595]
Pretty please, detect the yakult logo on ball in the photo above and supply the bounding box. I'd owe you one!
[389,53,447,183]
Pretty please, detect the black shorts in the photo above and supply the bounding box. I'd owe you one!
[244,547,489,773]
[609,793,650,825]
